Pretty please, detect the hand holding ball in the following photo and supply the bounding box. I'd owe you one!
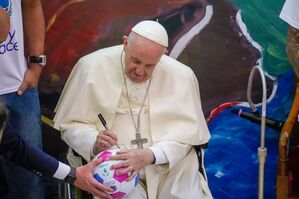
[92,148,140,198]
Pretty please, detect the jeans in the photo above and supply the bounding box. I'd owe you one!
[0,87,45,199]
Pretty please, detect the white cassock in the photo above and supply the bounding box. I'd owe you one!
[53,45,213,199]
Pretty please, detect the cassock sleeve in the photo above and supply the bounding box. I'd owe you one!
[149,62,210,171]
[0,125,60,178]
[53,58,103,162]
[61,125,98,162]
[151,141,191,172]
[150,60,210,146]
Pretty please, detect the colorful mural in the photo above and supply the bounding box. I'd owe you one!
[40,0,293,198]
[40,0,262,117]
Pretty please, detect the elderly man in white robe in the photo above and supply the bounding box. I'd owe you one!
[54,20,213,199]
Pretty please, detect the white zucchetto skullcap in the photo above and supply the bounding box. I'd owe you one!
[131,20,168,47]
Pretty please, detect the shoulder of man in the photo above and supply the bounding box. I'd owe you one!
[157,54,195,78]
[75,45,122,72]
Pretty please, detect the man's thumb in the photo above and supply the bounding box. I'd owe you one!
[17,83,27,95]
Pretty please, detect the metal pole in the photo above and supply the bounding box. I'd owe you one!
[64,182,72,199]
[247,65,268,199]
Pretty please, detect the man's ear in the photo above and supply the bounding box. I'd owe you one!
[123,35,128,47]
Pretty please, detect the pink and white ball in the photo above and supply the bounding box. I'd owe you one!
[92,148,140,198]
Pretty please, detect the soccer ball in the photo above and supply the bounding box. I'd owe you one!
[92,148,140,198]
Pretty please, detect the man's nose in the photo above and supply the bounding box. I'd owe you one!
[135,65,144,75]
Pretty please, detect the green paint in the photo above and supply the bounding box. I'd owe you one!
[229,0,291,76]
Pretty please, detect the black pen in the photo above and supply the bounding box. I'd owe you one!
[98,113,120,149]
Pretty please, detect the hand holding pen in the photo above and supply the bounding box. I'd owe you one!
[97,113,120,149]
[92,114,120,155]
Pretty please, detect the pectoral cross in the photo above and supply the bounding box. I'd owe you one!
[131,132,148,149]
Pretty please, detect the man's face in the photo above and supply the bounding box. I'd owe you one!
[123,35,166,83]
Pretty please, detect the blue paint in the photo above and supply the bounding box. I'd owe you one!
[206,71,294,198]
[94,173,104,184]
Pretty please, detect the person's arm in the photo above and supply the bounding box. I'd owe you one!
[0,125,58,176]
[149,141,191,165]
[0,125,113,198]
[18,0,45,95]
[0,6,10,43]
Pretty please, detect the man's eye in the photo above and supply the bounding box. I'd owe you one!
[145,65,154,68]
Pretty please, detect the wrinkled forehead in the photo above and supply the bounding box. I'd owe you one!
[126,35,165,63]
